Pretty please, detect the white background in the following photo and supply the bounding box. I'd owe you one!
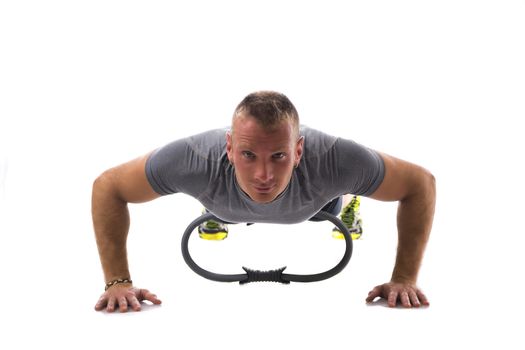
[1,0,524,349]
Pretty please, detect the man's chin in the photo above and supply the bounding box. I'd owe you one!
[248,192,278,203]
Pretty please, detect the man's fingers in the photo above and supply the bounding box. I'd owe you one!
[409,290,421,307]
[365,283,429,308]
[129,297,142,311]
[400,291,411,308]
[417,290,430,306]
[146,292,162,305]
[139,289,162,305]
[387,290,398,308]
[94,287,162,312]
[106,297,116,312]
[365,286,382,303]
[118,297,128,313]
[95,295,108,311]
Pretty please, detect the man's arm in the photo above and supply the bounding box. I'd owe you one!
[366,152,436,307]
[92,152,162,312]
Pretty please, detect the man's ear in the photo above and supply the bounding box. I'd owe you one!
[295,136,304,167]
[226,131,234,164]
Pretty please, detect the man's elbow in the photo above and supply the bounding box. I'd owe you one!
[93,170,111,190]
[420,168,436,199]
[92,170,120,200]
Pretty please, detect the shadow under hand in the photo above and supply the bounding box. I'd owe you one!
[100,301,162,315]
[366,298,429,309]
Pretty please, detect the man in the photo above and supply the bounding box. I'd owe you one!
[92,91,436,312]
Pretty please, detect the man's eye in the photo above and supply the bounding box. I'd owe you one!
[242,151,255,159]
[272,153,285,159]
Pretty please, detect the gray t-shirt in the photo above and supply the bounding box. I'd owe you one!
[145,126,385,224]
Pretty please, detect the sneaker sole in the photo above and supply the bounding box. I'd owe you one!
[198,231,229,240]
[332,230,362,240]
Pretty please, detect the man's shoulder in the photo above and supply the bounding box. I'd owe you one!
[151,127,228,164]
[300,125,338,157]
[184,127,229,156]
[187,127,229,142]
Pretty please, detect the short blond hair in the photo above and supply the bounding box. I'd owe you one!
[232,91,300,137]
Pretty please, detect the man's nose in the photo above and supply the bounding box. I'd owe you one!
[254,160,273,183]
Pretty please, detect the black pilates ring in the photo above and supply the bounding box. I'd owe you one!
[181,211,353,284]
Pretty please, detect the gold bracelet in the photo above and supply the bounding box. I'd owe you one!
[105,278,132,291]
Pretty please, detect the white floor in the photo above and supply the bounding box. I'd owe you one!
[1,1,524,349]
[1,191,523,349]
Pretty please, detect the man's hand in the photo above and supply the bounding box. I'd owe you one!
[366,282,429,308]
[94,284,162,312]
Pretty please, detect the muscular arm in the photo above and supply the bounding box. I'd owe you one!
[92,152,161,311]
[367,152,436,306]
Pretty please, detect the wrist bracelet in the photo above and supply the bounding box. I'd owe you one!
[105,278,132,291]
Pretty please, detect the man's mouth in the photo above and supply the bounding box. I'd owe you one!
[253,184,275,193]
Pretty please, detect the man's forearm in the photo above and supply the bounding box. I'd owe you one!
[391,175,436,284]
[92,175,131,282]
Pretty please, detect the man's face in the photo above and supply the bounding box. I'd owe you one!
[226,115,303,203]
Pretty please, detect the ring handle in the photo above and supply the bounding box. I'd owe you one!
[181,211,353,284]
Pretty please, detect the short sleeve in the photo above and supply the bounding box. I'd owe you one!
[144,129,229,197]
[332,138,385,196]
[145,139,189,195]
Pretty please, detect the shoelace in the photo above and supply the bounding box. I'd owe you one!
[204,219,223,229]
[341,197,360,227]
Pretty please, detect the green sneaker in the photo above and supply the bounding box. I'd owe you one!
[198,211,228,240]
[332,195,363,240]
